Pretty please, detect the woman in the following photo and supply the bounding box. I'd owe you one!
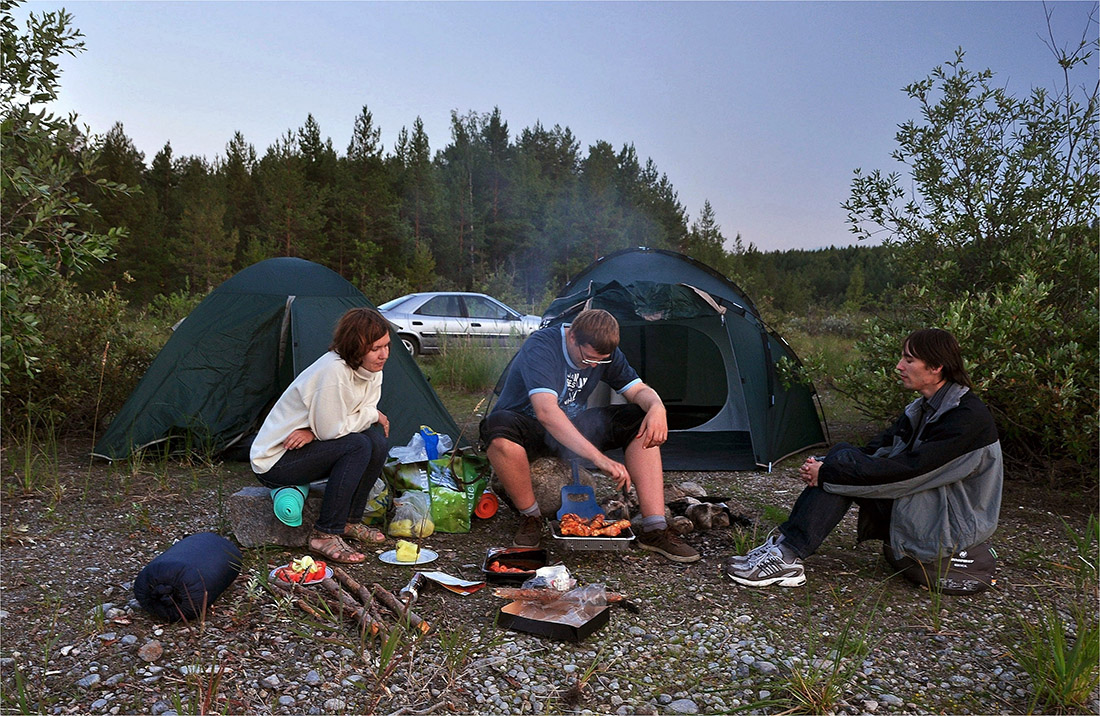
[251,307,392,564]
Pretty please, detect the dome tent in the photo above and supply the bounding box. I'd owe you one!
[544,248,826,470]
[94,258,460,461]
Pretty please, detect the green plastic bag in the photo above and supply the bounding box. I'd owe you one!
[426,451,489,533]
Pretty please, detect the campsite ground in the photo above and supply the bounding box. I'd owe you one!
[1,388,1097,715]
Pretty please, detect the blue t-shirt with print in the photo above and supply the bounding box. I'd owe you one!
[492,324,641,420]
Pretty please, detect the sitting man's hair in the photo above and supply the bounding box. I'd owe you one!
[331,308,390,367]
[570,309,620,355]
[904,328,972,388]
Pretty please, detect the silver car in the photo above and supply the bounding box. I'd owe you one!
[378,292,541,356]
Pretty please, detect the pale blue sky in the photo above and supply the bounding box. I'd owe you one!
[16,1,1099,251]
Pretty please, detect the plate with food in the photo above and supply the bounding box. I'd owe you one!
[379,539,439,565]
[270,556,331,585]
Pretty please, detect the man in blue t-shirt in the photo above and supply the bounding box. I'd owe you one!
[480,309,700,562]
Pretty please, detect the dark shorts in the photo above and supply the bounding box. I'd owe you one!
[480,404,646,461]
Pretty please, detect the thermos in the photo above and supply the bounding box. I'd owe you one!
[399,571,426,607]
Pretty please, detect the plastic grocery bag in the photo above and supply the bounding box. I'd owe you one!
[361,479,390,525]
[427,451,489,533]
[389,491,434,537]
[388,428,454,464]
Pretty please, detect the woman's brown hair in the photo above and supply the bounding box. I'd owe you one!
[331,308,390,367]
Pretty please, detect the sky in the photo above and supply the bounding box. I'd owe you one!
[14,1,1100,252]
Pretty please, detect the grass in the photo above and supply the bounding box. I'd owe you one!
[1011,516,1100,712]
[1013,601,1100,712]
[762,589,882,714]
[420,336,519,393]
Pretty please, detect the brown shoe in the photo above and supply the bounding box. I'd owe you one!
[512,515,544,547]
[638,528,701,563]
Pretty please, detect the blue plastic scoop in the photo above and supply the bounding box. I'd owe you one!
[557,460,604,520]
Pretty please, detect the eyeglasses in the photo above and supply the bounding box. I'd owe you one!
[579,353,612,366]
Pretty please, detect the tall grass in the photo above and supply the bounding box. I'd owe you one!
[420,336,518,392]
[1013,602,1099,711]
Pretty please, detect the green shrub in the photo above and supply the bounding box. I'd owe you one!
[837,270,1098,476]
[840,45,1098,480]
[2,282,165,435]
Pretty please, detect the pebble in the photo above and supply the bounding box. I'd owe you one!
[137,641,163,663]
[76,674,100,689]
[323,699,346,711]
[305,669,322,686]
[261,674,280,689]
[668,699,699,714]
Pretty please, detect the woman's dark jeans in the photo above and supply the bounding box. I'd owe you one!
[778,486,893,559]
[256,425,387,534]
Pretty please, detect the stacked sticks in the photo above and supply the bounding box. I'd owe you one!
[269,566,429,636]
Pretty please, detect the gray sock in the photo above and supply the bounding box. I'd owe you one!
[642,515,667,533]
[520,503,542,518]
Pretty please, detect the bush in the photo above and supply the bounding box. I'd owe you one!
[840,42,1098,481]
[2,282,165,436]
[837,252,1098,480]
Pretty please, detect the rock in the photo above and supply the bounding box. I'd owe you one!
[138,641,163,663]
[91,698,109,710]
[119,635,138,646]
[668,698,699,714]
[525,458,598,516]
[260,674,280,689]
[305,669,322,686]
[669,515,694,534]
[76,673,101,689]
[323,699,345,711]
[229,485,326,547]
[862,699,879,712]
[673,482,707,499]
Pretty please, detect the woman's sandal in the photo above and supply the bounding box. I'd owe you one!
[309,531,366,564]
[344,523,387,545]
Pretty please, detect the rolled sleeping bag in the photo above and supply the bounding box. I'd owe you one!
[271,484,310,527]
[134,532,243,622]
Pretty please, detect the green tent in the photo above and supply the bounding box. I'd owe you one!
[546,248,826,470]
[93,257,460,461]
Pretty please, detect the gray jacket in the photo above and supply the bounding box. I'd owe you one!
[820,383,1003,561]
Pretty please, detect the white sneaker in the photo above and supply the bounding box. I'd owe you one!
[725,543,806,587]
[725,534,781,568]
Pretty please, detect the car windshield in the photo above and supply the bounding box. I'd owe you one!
[377,296,414,311]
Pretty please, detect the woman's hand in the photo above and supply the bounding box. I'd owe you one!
[376,411,390,437]
[284,428,314,450]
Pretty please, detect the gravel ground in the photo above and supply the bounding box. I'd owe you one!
[1,434,1097,715]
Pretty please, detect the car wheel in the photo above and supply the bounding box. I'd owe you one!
[400,335,420,357]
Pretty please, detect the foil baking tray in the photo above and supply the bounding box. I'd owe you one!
[549,520,635,551]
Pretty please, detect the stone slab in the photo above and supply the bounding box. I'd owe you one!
[229,485,325,548]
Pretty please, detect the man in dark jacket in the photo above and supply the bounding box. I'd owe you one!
[725,328,1002,591]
